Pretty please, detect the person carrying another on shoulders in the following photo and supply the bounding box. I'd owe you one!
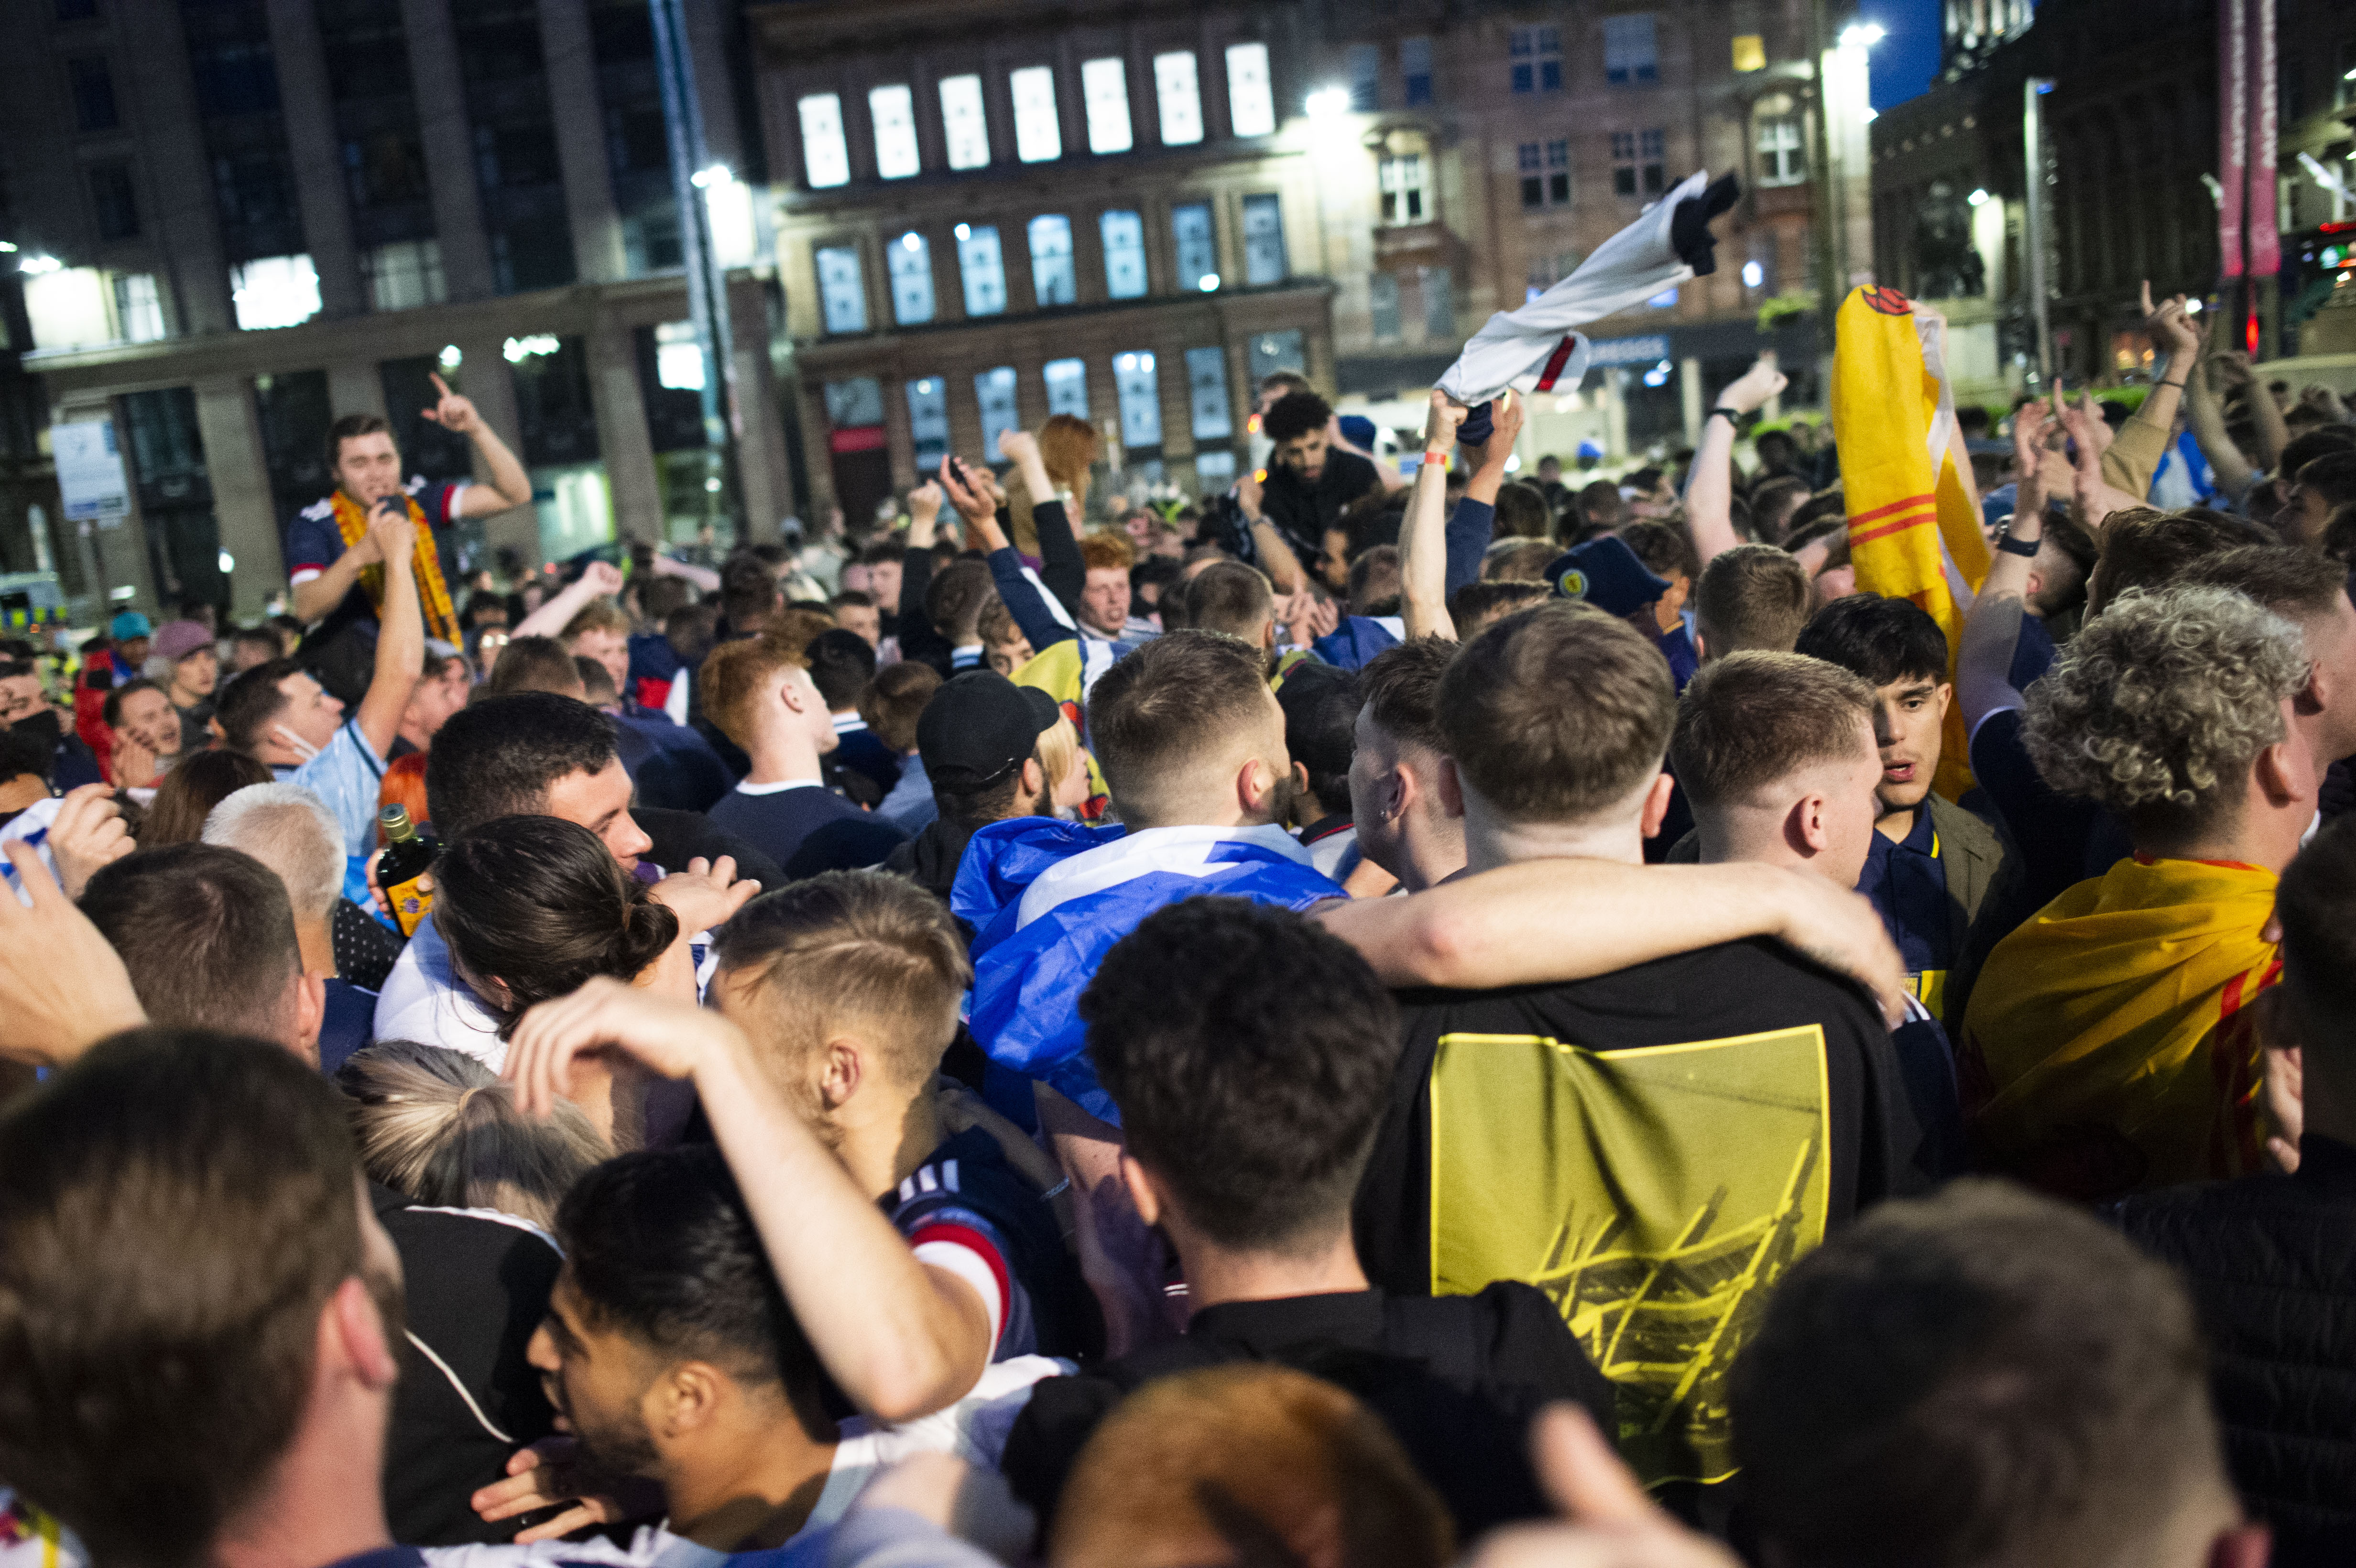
[1964,584,2315,1203]
[214,498,425,859]
[286,382,531,706]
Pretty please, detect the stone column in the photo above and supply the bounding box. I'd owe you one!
[264,0,366,317]
[190,377,284,617]
[539,0,626,284]
[586,312,662,542]
[403,0,496,301]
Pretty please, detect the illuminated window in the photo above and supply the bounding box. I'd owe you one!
[1242,193,1287,284]
[1732,33,1767,71]
[869,85,919,179]
[816,245,866,333]
[887,232,934,325]
[906,377,949,472]
[1172,202,1218,291]
[1081,57,1133,154]
[1756,117,1805,186]
[1028,215,1075,305]
[1379,154,1425,225]
[956,224,1005,316]
[1185,347,1233,438]
[1225,43,1275,136]
[1113,351,1161,447]
[1044,357,1089,420]
[797,94,850,188]
[1102,209,1147,298]
[1011,66,1061,163]
[939,75,990,170]
[1154,51,1203,145]
[976,367,1019,459]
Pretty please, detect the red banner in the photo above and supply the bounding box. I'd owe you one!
[2248,0,2279,278]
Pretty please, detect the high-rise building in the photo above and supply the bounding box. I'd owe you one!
[0,0,792,620]
[746,0,1337,523]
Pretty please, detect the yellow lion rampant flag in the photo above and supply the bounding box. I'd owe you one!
[1830,286,1992,802]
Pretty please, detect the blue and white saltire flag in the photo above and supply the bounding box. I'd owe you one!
[953,819,1344,1124]
[0,795,65,906]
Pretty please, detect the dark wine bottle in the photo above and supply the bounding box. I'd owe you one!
[378,804,439,939]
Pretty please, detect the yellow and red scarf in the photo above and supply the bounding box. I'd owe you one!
[332,488,462,647]
[1960,855,2280,1202]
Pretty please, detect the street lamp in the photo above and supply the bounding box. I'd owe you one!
[1306,86,1350,120]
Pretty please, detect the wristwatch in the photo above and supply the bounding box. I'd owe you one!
[1709,407,1746,426]
[1996,531,2040,558]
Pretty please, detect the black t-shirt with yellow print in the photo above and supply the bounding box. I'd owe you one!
[1353,936,1928,1498]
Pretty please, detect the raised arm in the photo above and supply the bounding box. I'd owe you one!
[1401,391,1466,642]
[1312,857,1907,1023]
[1000,431,1086,613]
[513,559,625,640]
[1958,401,2051,734]
[946,458,1076,652]
[650,551,721,594]
[2182,320,2256,501]
[2098,285,2197,499]
[352,502,425,760]
[2245,355,2293,472]
[422,373,534,516]
[1685,359,1787,566]
[291,530,383,625]
[504,982,994,1422]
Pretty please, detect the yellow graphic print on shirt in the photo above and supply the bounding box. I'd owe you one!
[1429,1026,1832,1488]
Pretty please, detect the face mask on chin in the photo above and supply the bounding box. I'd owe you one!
[273,722,322,764]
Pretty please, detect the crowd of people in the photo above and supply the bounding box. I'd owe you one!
[2,281,2356,1568]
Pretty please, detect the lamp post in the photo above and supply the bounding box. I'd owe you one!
[650,0,745,540]
[2022,77,2056,383]
[1809,12,1882,354]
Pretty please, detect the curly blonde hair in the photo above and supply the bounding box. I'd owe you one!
[2024,585,2306,836]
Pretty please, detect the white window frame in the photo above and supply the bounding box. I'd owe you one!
[1378,153,1426,226]
[956,223,1006,316]
[814,244,867,334]
[869,84,920,180]
[1080,57,1133,154]
[1225,43,1275,137]
[1603,14,1660,85]
[939,75,991,170]
[1153,51,1203,145]
[797,93,850,188]
[1756,116,1806,186]
[1010,66,1062,163]
[887,230,935,325]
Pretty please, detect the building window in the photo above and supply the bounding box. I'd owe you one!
[1379,154,1425,225]
[1612,129,1665,197]
[798,94,850,188]
[1242,193,1287,284]
[1732,33,1767,71]
[1510,27,1561,94]
[89,162,139,240]
[976,366,1019,459]
[363,239,447,310]
[939,75,991,170]
[870,85,920,179]
[652,321,706,392]
[816,244,868,332]
[906,377,950,472]
[1422,266,1454,338]
[1225,43,1275,137]
[825,377,884,429]
[1028,215,1075,305]
[229,254,321,331]
[1401,36,1434,105]
[1248,328,1304,385]
[1519,141,1572,209]
[1081,57,1133,154]
[1113,351,1161,447]
[887,230,934,324]
[1043,357,1090,420]
[1756,116,1805,186]
[1185,347,1233,439]
[1101,209,1147,299]
[1603,15,1659,85]
[1369,272,1401,342]
[1154,51,1203,145]
[1348,44,1380,111]
[67,55,118,131]
[114,272,165,342]
[956,223,1006,316]
[1011,65,1062,163]
[1171,202,1218,291]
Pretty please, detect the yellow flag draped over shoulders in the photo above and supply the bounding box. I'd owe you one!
[1830,286,1992,801]
[1960,856,2280,1203]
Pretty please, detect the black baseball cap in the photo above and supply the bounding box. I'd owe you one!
[916,671,1061,788]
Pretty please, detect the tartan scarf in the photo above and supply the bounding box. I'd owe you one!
[331,487,462,647]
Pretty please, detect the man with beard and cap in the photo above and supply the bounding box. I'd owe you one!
[885,671,1063,908]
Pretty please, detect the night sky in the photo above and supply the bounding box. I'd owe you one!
[1865,0,1947,110]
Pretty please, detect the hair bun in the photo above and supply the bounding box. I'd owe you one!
[617,891,681,977]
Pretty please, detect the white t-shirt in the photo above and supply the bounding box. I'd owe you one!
[287,716,387,859]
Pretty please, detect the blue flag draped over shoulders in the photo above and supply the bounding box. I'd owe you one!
[952,817,1345,1123]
